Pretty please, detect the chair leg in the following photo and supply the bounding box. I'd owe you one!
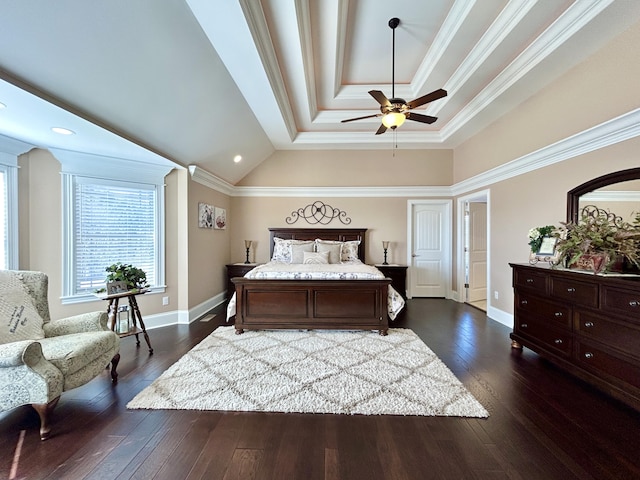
[110,353,120,383]
[32,396,60,441]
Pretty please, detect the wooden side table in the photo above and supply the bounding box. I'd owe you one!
[374,264,408,300]
[226,263,260,299]
[101,289,153,354]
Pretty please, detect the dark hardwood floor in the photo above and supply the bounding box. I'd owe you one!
[2,299,639,479]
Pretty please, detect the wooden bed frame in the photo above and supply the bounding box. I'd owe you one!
[232,227,390,335]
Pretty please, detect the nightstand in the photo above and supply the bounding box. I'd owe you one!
[374,264,408,300]
[226,263,260,299]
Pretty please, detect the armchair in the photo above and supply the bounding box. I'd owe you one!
[0,270,120,440]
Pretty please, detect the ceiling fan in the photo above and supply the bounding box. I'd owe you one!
[341,17,447,135]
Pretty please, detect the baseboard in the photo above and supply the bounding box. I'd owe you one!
[486,306,513,328]
[141,292,227,330]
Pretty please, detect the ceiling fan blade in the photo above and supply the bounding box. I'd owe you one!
[341,114,380,123]
[369,90,391,107]
[406,112,438,124]
[375,124,387,135]
[406,88,447,109]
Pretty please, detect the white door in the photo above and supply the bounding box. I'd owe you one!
[467,202,487,302]
[408,201,451,298]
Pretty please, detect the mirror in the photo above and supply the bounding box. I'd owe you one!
[567,167,640,223]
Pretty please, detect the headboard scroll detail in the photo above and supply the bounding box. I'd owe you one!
[285,200,351,225]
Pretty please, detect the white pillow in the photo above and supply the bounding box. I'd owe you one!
[271,238,314,263]
[303,251,329,264]
[341,240,361,262]
[0,271,45,344]
[290,242,316,263]
[315,242,342,264]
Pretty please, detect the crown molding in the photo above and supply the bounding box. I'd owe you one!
[451,108,640,196]
[190,108,640,199]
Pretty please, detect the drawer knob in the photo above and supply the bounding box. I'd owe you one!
[526,278,534,283]
[567,287,576,293]
[554,312,563,317]
[629,300,639,307]
[521,300,528,305]
[584,352,594,359]
[584,321,594,328]
[554,339,563,344]
[521,323,528,328]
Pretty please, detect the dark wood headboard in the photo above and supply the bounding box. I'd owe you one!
[268,227,367,263]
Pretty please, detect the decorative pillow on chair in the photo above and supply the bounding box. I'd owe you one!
[0,271,45,344]
[290,242,316,263]
[303,251,330,264]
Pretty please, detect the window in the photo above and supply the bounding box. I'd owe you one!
[57,151,173,303]
[71,177,158,295]
[0,162,18,270]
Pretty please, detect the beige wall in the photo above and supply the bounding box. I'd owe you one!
[238,149,453,187]
[230,196,424,266]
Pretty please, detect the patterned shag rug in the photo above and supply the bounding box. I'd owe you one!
[127,326,488,417]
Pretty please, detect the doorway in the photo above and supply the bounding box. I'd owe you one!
[457,191,489,311]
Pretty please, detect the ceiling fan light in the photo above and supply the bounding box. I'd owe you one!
[381,112,406,129]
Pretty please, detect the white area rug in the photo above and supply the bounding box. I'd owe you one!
[127,327,488,417]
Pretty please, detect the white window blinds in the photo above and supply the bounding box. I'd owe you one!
[0,169,6,270]
[73,178,157,294]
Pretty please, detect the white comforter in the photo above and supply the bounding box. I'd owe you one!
[226,261,405,321]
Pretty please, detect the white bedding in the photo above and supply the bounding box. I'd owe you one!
[226,261,405,321]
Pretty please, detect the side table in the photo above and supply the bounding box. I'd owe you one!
[101,289,153,354]
[374,264,408,300]
[226,263,260,299]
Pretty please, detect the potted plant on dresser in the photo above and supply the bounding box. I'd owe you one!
[555,205,640,274]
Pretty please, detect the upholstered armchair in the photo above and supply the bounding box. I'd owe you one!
[0,270,120,440]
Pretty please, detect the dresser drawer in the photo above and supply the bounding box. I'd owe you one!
[550,276,598,307]
[600,284,640,321]
[515,316,572,356]
[576,341,640,390]
[575,310,640,357]
[515,293,571,328]
[513,268,548,294]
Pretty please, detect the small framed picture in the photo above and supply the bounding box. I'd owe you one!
[214,207,227,229]
[529,236,561,265]
[537,236,558,256]
[198,203,213,228]
[107,281,129,295]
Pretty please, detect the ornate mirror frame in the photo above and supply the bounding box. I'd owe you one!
[566,167,640,223]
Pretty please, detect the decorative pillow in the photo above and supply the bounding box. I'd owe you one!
[0,271,45,344]
[271,238,314,263]
[315,242,342,264]
[341,240,361,262]
[303,251,329,264]
[290,242,316,263]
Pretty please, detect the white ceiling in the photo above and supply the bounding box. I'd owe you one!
[1,0,639,184]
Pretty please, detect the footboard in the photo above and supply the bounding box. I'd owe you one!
[232,278,390,335]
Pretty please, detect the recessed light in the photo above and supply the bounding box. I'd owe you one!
[51,127,75,135]
[233,155,242,163]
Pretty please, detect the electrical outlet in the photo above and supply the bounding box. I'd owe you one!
[162,296,169,306]
[494,291,499,300]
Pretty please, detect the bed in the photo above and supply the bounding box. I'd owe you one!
[229,227,404,336]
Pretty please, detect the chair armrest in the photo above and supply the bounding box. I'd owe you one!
[0,340,38,367]
[43,311,110,337]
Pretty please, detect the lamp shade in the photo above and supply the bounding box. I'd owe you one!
[381,112,406,129]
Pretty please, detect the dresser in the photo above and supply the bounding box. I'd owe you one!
[226,263,260,299]
[510,263,640,411]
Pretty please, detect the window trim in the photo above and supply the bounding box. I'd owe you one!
[54,149,174,304]
[0,159,18,270]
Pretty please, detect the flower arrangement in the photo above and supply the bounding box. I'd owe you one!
[95,262,149,293]
[528,225,557,253]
